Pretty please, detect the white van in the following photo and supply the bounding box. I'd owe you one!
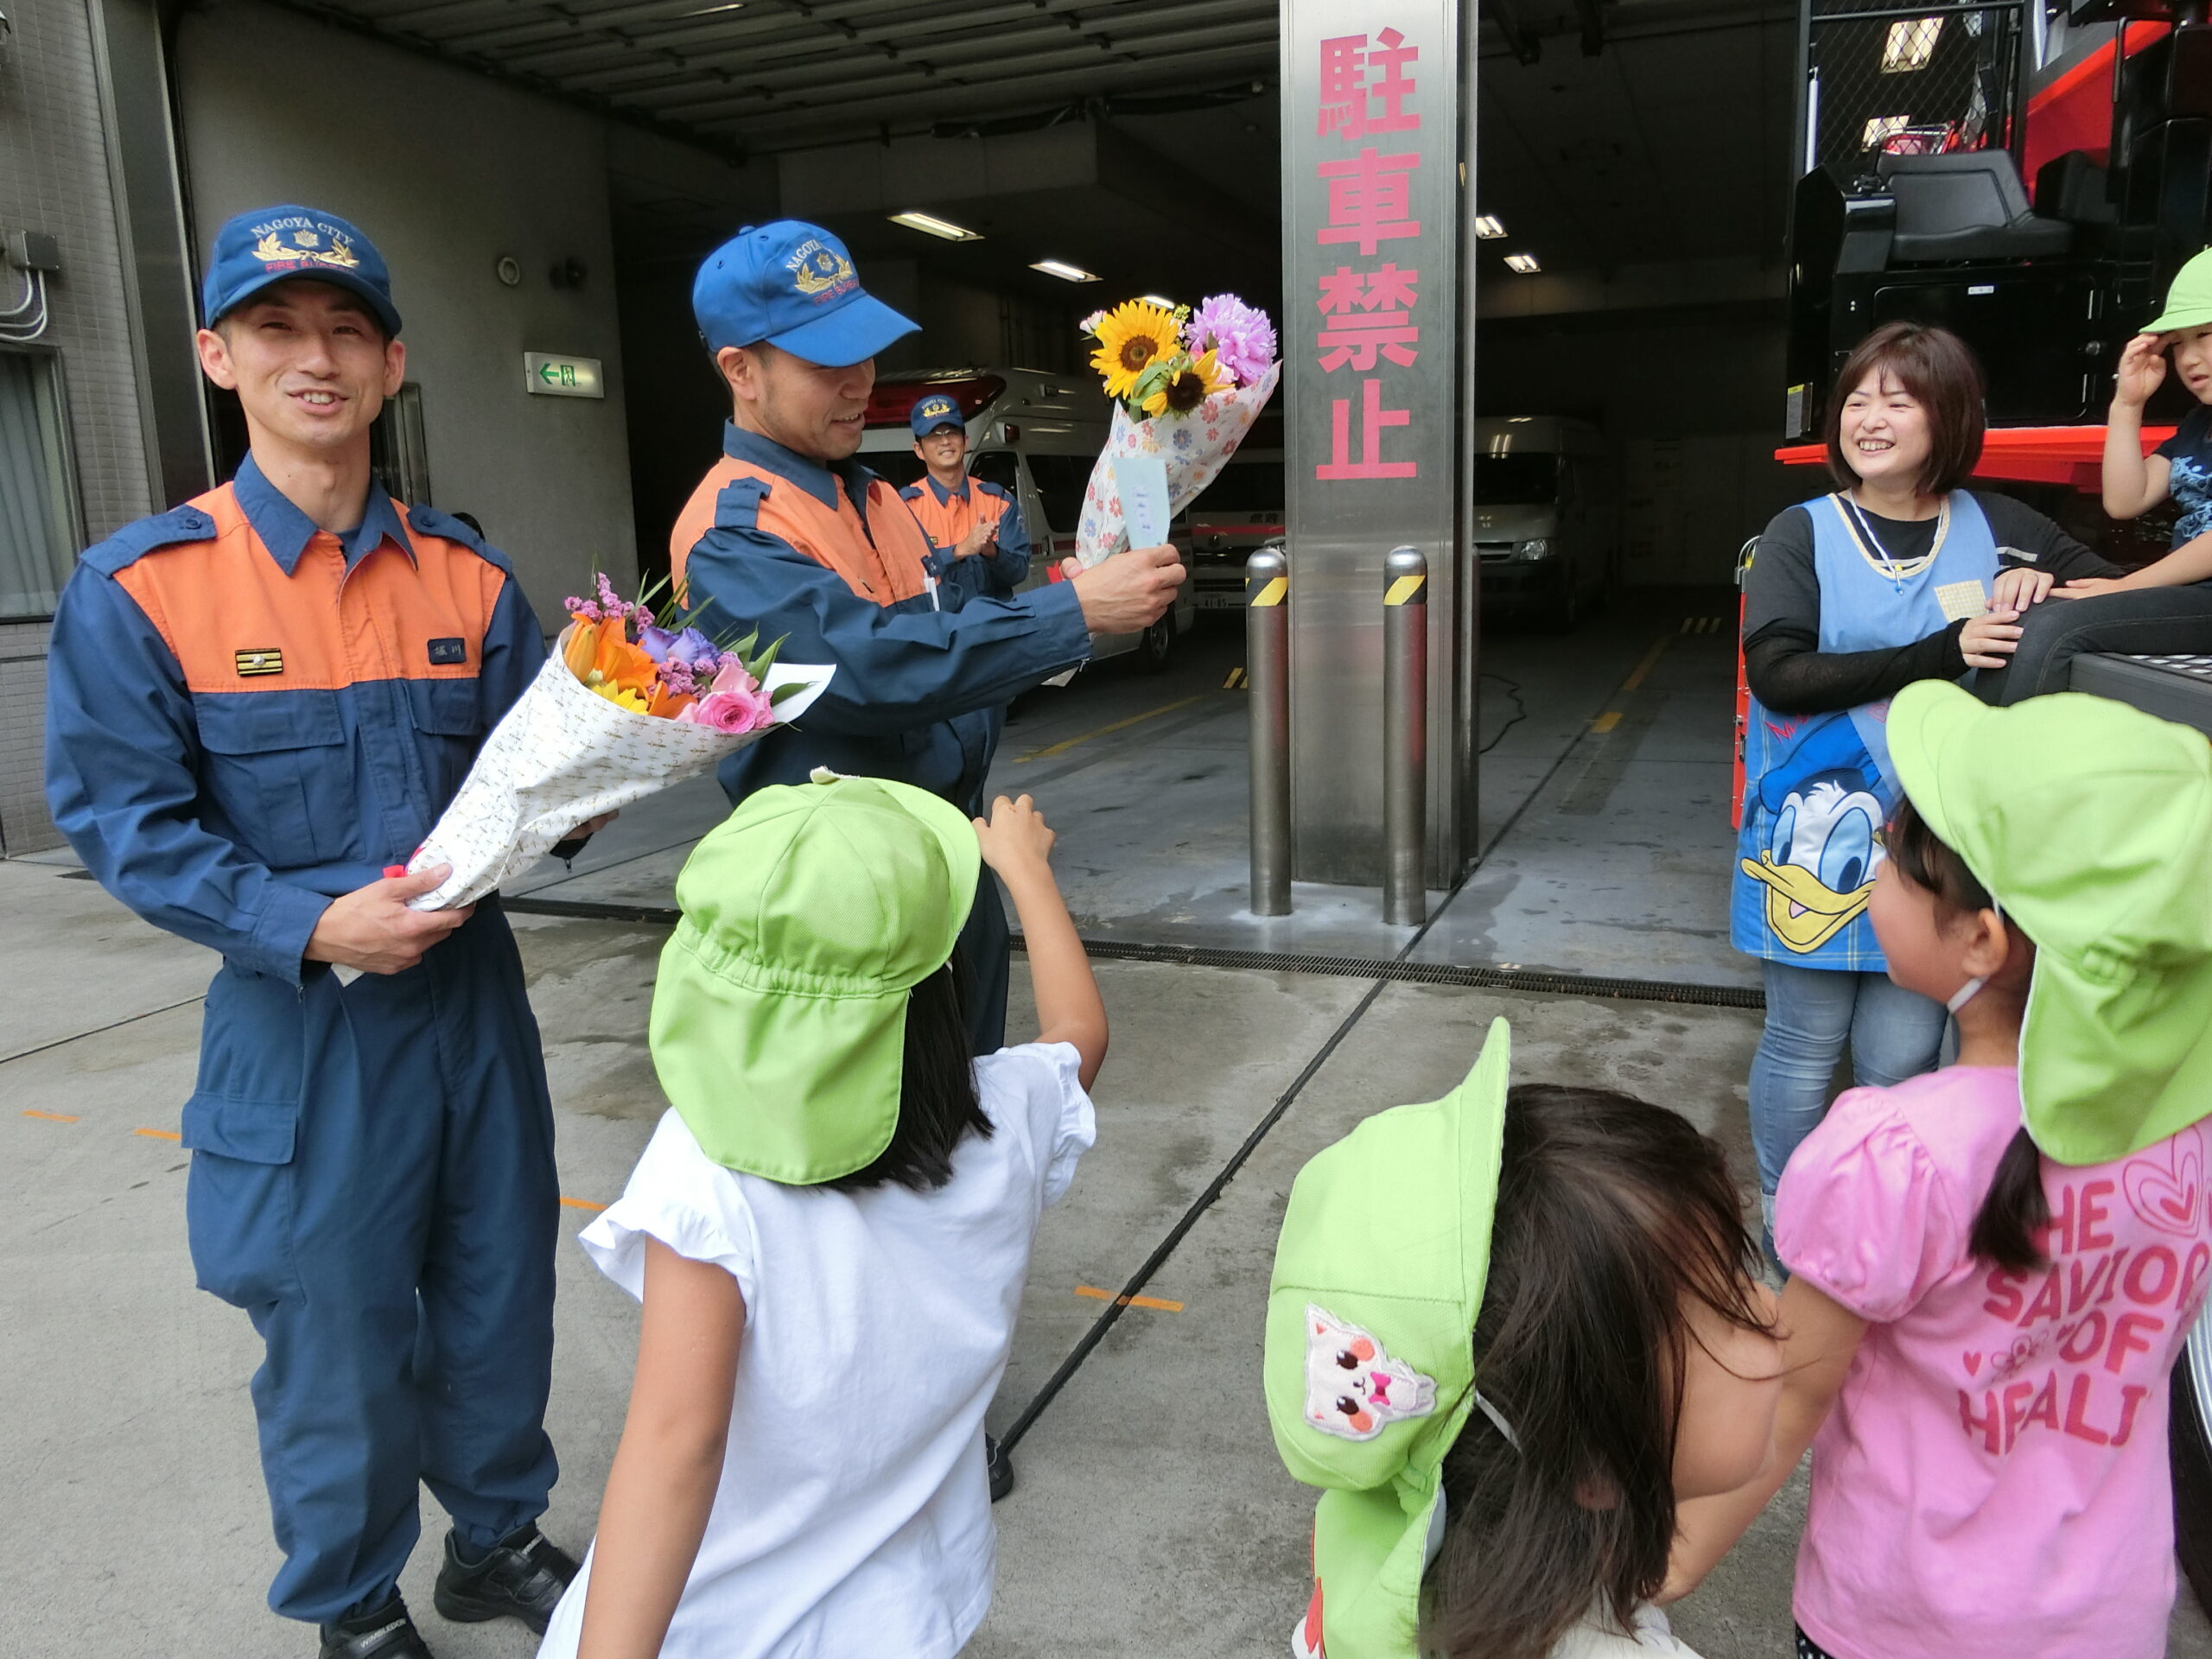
[1471,417,1616,629]
[858,368,1197,670]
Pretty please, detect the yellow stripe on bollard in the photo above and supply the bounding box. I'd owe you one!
[1383,573,1427,607]
[1249,576,1288,607]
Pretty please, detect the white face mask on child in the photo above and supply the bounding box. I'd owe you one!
[1945,900,2004,1014]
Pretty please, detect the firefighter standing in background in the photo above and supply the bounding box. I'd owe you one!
[44,206,578,1659]
[900,391,1031,602]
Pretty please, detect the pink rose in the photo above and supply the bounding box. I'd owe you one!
[675,660,773,734]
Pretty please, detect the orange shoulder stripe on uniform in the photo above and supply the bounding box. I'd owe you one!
[112,484,503,694]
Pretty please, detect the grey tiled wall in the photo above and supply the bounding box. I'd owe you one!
[1,0,159,854]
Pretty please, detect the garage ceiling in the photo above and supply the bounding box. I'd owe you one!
[284,0,1797,292]
[290,0,1278,153]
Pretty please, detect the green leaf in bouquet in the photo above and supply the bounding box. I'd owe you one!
[744,633,786,678]
[767,680,808,707]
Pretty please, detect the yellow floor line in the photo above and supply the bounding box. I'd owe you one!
[1591,710,1623,734]
[560,1196,608,1212]
[1619,633,1674,694]
[1076,1284,1185,1313]
[1016,696,1205,762]
[21,1109,78,1122]
[133,1128,181,1141]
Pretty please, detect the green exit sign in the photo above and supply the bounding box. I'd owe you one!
[523,353,604,399]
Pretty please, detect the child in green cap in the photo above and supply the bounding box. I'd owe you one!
[1986,245,2212,700]
[1265,1020,1784,1658]
[535,777,1107,1659]
[1669,683,2212,1659]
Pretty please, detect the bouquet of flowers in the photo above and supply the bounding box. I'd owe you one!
[404,573,833,910]
[1072,293,1282,568]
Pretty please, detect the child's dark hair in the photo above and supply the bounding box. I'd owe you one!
[1421,1084,1774,1659]
[1886,794,2046,1273]
[821,950,991,1193]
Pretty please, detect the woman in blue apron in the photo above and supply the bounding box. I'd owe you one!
[1734,322,2116,1247]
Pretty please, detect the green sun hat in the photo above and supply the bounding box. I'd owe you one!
[649,770,980,1182]
[1264,1018,1511,1659]
[1888,682,2212,1166]
[2145,247,2212,334]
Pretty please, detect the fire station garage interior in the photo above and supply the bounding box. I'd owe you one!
[10,0,2212,1653]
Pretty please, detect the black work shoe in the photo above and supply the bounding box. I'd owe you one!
[986,1433,1014,1503]
[432,1522,577,1636]
[318,1594,432,1659]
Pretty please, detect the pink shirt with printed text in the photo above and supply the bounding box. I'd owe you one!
[1777,1067,2212,1659]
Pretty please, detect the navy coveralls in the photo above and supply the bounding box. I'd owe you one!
[900,474,1033,603]
[44,457,561,1624]
[674,425,1090,1050]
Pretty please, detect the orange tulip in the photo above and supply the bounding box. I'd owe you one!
[562,620,601,679]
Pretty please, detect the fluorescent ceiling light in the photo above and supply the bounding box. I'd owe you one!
[680,1,745,14]
[1503,252,1541,275]
[1474,214,1506,238]
[887,211,981,242]
[1031,258,1100,283]
[1138,294,1178,308]
[1881,17,1942,72]
[1862,114,1912,149]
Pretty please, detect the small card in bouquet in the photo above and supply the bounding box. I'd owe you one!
[1114,455,1170,550]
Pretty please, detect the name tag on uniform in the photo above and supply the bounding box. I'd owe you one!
[235,648,284,677]
[428,638,467,665]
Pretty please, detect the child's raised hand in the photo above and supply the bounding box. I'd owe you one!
[2115,333,2167,409]
[973,793,1056,877]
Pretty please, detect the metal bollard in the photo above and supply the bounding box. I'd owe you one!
[1382,545,1427,925]
[1247,545,1292,915]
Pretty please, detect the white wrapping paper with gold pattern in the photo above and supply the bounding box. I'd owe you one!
[404,626,834,910]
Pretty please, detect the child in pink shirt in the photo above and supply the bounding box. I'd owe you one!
[1667,682,2212,1659]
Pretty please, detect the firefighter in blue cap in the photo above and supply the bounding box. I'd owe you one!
[669,219,1184,1059]
[901,391,1030,601]
[44,206,579,1659]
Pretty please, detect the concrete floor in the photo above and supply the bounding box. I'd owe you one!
[9,860,2212,1656]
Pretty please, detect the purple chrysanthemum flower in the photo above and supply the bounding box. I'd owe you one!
[1184,294,1277,389]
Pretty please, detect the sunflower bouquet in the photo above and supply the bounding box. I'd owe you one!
[1072,294,1281,568]
[403,573,834,911]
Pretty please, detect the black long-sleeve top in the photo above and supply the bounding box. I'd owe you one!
[1741,490,2120,713]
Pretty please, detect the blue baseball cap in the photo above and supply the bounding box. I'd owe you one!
[201,205,401,337]
[693,220,918,369]
[910,393,965,437]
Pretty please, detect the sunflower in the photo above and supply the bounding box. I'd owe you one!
[1142,347,1233,417]
[1090,300,1182,401]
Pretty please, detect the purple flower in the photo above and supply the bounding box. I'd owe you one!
[1184,294,1277,390]
[639,624,678,664]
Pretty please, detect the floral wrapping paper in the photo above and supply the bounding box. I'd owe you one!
[405,624,833,911]
[1072,362,1283,568]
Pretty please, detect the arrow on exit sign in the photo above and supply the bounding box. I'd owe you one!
[523,353,605,399]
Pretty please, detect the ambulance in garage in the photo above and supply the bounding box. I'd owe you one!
[859,368,1197,671]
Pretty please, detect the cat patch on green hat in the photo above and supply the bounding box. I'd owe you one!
[1265,1019,1511,1658]
[1888,683,2212,1166]
[649,772,980,1183]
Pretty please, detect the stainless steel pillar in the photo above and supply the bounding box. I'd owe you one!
[1383,545,1428,925]
[1247,547,1293,916]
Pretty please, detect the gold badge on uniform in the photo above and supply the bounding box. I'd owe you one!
[235,648,284,677]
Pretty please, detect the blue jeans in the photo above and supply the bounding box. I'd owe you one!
[1749,961,1946,1238]
[1977,581,2212,704]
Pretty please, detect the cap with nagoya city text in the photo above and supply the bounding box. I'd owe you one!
[201,205,401,337]
[692,219,918,369]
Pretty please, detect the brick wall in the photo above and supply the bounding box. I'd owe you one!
[0,0,159,854]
